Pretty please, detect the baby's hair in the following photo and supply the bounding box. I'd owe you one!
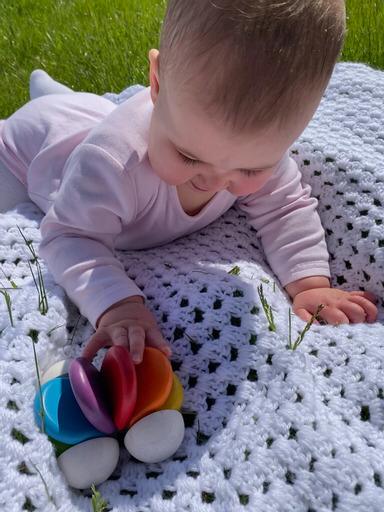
[159,0,346,132]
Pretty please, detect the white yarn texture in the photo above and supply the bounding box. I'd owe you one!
[0,62,384,512]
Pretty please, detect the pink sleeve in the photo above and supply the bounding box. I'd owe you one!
[238,153,331,287]
[38,143,145,329]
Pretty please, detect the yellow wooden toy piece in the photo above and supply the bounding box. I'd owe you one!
[160,373,184,411]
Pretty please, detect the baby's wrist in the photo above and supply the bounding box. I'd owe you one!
[284,276,330,299]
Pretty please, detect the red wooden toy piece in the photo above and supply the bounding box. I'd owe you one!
[100,346,137,430]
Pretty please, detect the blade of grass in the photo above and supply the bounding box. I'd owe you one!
[91,484,109,512]
[288,307,292,349]
[28,459,57,509]
[30,333,45,434]
[69,314,82,344]
[0,268,18,289]
[257,283,276,332]
[17,226,48,315]
[290,304,325,350]
[0,286,14,327]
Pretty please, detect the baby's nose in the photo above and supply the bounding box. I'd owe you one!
[207,168,231,186]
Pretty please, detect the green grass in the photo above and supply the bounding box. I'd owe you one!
[0,0,166,117]
[344,0,384,69]
[0,0,383,118]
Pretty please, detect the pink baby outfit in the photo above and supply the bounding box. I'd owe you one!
[0,87,330,328]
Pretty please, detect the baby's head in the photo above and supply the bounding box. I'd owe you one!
[147,0,346,196]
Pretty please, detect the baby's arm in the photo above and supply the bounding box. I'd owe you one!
[238,153,378,325]
[39,143,171,361]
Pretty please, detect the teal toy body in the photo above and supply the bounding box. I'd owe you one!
[34,376,105,445]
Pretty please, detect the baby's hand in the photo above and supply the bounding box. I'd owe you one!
[82,296,171,364]
[292,288,378,325]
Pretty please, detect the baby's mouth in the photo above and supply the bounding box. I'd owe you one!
[190,181,211,192]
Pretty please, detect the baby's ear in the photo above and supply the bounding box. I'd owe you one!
[148,49,160,104]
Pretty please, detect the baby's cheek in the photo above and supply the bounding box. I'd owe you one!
[232,171,274,196]
[256,172,274,189]
[149,152,185,186]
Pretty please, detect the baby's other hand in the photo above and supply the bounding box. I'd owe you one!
[82,296,171,364]
[292,288,378,325]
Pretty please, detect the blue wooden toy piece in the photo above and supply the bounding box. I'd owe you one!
[34,376,105,445]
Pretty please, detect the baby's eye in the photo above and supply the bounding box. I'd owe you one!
[239,168,263,177]
[178,152,200,166]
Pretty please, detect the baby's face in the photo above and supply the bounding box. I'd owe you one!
[147,54,322,197]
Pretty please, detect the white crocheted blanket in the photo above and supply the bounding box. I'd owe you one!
[1,62,384,512]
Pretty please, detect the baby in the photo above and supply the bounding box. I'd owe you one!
[0,0,378,364]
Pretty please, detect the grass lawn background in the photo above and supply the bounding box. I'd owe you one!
[0,0,383,117]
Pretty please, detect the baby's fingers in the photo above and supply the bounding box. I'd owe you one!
[146,327,172,358]
[348,294,378,323]
[128,325,145,364]
[82,330,112,361]
[318,306,349,325]
[82,325,129,361]
[349,290,377,304]
[293,307,320,324]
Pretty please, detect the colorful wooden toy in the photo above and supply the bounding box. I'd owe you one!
[41,359,72,386]
[160,373,184,411]
[34,346,186,488]
[69,357,116,434]
[57,437,119,489]
[124,409,185,463]
[48,436,72,457]
[34,376,105,445]
[128,347,173,427]
[100,346,137,430]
